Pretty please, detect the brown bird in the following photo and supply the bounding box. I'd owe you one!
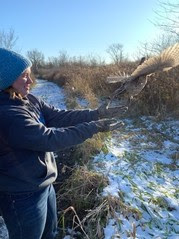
[107,43,179,106]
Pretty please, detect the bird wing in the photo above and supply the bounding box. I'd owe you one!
[106,75,127,84]
[131,43,179,79]
[107,43,179,106]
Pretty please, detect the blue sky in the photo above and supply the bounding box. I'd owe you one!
[0,0,168,61]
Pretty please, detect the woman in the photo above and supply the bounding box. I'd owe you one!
[0,48,127,239]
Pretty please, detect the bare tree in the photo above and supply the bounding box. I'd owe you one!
[134,1,179,60]
[27,49,45,73]
[136,32,177,60]
[0,28,18,49]
[48,50,70,67]
[47,56,60,68]
[154,0,179,38]
[70,54,105,67]
[58,50,69,66]
[86,54,105,66]
[106,43,126,64]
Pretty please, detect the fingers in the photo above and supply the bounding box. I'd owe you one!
[98,101,129,119]
[95,119,125,132]
[116,105,128,111]
[110,106,128,117]
[119,106,128,113]
[109,121,125,131]
[104,119,118,125]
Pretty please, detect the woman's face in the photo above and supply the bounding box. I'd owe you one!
[12,67,33,97]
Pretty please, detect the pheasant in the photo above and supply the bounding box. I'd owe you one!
[106,43,179,106]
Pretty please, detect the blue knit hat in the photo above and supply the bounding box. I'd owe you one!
[0,48,32,90]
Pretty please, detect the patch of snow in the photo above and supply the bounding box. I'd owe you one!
[31,79,66,109]
[103,219,118,239]
[76,97,89,108]
[141,150,172,164]
[0,217,8,239]
[94,116,179,238]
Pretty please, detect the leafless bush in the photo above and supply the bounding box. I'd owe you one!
[154,0,179,37]
[27,49,45,73]
[106,43,128,65]
[0,28,18,50]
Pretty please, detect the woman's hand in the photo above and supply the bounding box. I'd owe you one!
[94,119,124,132]
[97,102,128,119]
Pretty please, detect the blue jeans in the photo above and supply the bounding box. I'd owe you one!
[0,184,58,239]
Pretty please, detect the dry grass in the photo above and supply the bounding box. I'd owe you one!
[37,62,136,108]
[71,133,109,166]
[57,166,108,213]
[37,62,178,117]
[56,162,143,238]
[57,172,142,239]
[56,166,108,238]
[128,66,179,117]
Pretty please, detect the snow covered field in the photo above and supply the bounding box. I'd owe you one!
[95,117,179,239]
[0,79,178,239]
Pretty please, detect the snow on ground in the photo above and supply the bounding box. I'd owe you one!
[0,79,178,239]
[0,218,8,239]
[31,79,67,109]
[94,117,179,239]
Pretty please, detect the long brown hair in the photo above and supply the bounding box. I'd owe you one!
[4,87,23,100]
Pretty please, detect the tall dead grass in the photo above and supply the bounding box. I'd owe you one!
[38,62,179,117]
[56,166,142,239]
[56,166,108,238]
[129,66,179,117]
[38,62,136,108]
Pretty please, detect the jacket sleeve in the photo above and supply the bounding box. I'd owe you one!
[6,111,98,152]
[38,98,99,128]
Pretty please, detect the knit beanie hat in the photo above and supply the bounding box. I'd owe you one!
[0,48,32,90]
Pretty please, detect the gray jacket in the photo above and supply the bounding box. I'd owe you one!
[0,92,99,192]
